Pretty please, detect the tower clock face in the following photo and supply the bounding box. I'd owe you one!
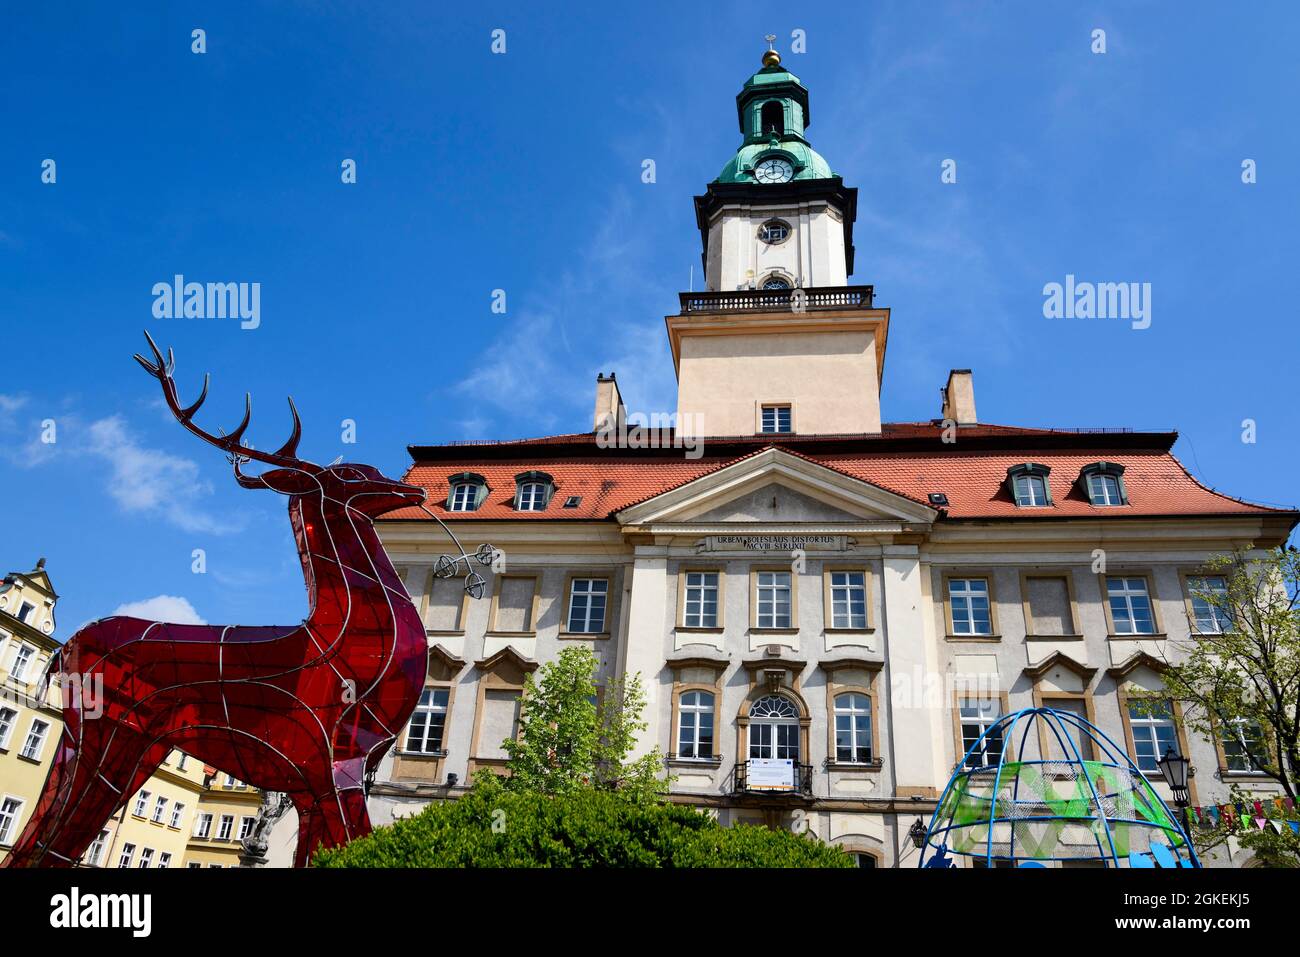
[753,157,794,184]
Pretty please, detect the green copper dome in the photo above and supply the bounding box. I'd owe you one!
[714,58,836,185]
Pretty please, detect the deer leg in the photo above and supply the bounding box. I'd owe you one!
[3,719,164,867]
[289,757,375,867]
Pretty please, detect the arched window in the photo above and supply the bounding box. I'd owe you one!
[760,100,785,136]
[1005,463,1051,507]
[748,694,800,760]
[762,276,791,290]
[677,690,715,760]
[834,693,873,763]
[1079,461,1127,506]
[447,473,488,512]
[513,471,555,511]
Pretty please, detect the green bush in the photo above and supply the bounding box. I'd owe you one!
[314,780,853,868]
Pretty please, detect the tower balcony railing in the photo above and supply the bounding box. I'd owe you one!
[678,284,874,315]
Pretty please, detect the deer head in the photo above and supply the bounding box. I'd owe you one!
[134,332,426,518]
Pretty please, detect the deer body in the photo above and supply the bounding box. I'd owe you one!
[3,335,436,868]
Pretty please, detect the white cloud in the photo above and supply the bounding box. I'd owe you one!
[84,415,244,535]
[111,595,206,625]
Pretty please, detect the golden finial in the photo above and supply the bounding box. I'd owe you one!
[762,34,781,67]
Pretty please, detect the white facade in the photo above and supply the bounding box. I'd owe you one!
[705,199,849,291]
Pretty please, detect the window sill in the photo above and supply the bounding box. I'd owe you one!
[397,750,448,760]
[827,760,883,773]
[425,629,465,638]
[1107,633,1167,640]
[668,757,723,769]
[944,633,1001,642]
[1218,769,1271,779]
[676,626,725,634]
[485,631,537,639]
[558,632,610,640]
[749,627,799,636]
[825,627,875,635]
[1026,633,1084,640]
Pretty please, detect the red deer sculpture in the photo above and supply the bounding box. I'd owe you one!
[4,333,480,868]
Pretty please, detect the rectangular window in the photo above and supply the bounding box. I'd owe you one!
[828,571,868,629]
[151,795,167,823]
[176,753,187,771]
[948,578,992,635]
[834,693,873,763]
[566,578,609,633]
[169,802,185,828]
[492,576,537,633]
[0,707,17,749]
[1128,701,1179,773]
[755,571,793,629]
[217,815,234,840]
[478,689,521,760]
[239,816,255,840]
[682,571,720,628]
[194,812,213,839]
[117,843,136,868]
[138,847,155,868]
[86,829,109,866]
[1188,575,1231,634]
[760,405,792,434]
[9,644,35,682]
[16,602,34,624]
[676,690,715,760]
[1108,577,1155,634]
[404,687,450,754]
[448,482,478,512]
[1024,575,1073,636]
[19,719,48,760]
[224,773,238,787]
[958,697,1003,769]
[132,791,150,817]
[187,862,201,869]
[0,797,22,844]
[158,852,172,868]
[1220,718,1268,773]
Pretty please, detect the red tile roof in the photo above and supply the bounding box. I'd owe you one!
[385,424,1294,523]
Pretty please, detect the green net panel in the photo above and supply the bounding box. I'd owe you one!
[919,707,1198,868]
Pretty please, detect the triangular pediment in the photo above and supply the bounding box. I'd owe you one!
[617,448,936,527]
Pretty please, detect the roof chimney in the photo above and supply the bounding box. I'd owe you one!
[940,369,977,426]
[593,373,626,432]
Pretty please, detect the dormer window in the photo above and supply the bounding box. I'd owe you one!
[446,473,488,512]
[1080,462,1128,506]
[1006,463,1051,507]
[514,471,555,512]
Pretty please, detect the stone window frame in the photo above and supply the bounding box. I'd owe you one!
[676,566,726,632]
[667,658,727,767]
[949,689,1012,770]
[735,662,811,767]
[940,569,1002,641]
[559,571,616,639]
[1210,714,1274,778]
[1018,569,1082,638]
[486,573,542,637]
[749,565,799,633]
[1116,688,1196,801]
[419,567,472,637]
[467,649,537,777]
[1031,688,1101,762]
[392,646,465,785]
[822,565,875,634]
[755,400,795,435]
[1097,569,1166,638]
[822,660,884,771]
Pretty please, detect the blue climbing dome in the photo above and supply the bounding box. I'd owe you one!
[918,707,1199,868]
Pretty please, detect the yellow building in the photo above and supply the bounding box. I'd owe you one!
[0,559,63,852]
[83,749,207,868]
[182,769,264,868]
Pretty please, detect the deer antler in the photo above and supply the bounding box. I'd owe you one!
[134,331,312,469]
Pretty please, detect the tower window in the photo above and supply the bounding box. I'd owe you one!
[760,405,792,434]
[758,219,790,245]
[761,276,791,290]
[760,100,785,136]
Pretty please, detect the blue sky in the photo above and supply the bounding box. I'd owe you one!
[2,2,1297,634]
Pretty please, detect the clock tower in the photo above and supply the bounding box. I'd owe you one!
[670,44,887,438]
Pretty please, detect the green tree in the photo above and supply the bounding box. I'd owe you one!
[501,646,670,801]
[1153,546,1300,865]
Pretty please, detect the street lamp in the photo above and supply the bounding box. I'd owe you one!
[907,817,928,850]
[1156,746,1192,839]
